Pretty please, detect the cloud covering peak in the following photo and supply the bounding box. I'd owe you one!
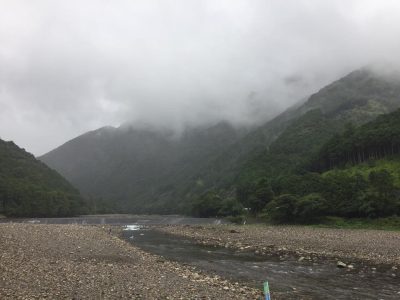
[2,0,400,155]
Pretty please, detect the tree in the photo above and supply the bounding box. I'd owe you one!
[294,193,328,223]
[360,170,399,217]
[321,172,367,217]
[248,178,274,214]
[218,197,244,217]
[190,191,222,217]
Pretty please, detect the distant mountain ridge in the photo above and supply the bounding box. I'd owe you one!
[40,121,247,213]
[40,67,400,214]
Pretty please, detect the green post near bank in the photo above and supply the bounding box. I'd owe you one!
[264,281,271,300]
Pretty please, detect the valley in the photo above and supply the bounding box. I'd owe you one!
[35,67,400,224]
[3,2,400,298]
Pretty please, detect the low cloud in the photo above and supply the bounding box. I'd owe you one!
[1,0,400,155]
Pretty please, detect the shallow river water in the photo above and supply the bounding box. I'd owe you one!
[123,226,400,300]
[2,216,399,299]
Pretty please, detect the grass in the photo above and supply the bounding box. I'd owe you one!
[312,216,400,231]
[226,214,400,231]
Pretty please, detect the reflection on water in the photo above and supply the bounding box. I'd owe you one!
[124,228,400,300]
[123,224,142,231]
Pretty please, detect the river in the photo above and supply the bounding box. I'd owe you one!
[124,226,400,300]
[2,215,399,299]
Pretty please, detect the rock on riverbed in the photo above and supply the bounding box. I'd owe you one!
[0,223,262,299]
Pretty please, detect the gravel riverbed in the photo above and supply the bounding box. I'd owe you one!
[158,224,400,266]
[0,223,262,299]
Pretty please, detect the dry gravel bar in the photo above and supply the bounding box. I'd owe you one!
[159,224,400,265]
[0,223,263,299]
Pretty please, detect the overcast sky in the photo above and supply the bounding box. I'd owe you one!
[1,0,400,155]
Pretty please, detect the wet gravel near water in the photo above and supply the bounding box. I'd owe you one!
[159,224,400,266]
[0,223,262,299]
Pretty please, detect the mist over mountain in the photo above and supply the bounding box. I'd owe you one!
[40,66,400,214]
[3,1,400,155]
[3,1,400,220]
[4,3,400,299]
[41,121,247,213]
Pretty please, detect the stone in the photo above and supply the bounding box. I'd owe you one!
[337,261,347,268]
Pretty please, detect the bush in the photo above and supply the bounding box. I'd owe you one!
[226,215,246,224]
[190,191,222,217]
[218,198,244,217]
[265,194,298,223]
[294,193,328,223]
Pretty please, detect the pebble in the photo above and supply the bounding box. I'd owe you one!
[0,224,261,300]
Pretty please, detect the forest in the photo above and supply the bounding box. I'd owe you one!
[311,109,400,171]
[4,68,400,221]
[0,139,87,217]
[191,108,400,223]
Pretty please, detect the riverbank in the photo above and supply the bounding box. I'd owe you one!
[0,223,262,299]
[158,224,400,266]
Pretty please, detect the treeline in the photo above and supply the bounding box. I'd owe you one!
[266,169,400,221]
[189,167,400,223]
[0,140,87,217]
[311,109,400,171]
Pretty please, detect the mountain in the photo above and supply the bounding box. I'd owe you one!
[231,67,400,222]
[189,67,400,195]
[40,122,247,213]
[40,66,400,217]
[239,68,400,184]
[261,108,400,222]
[0,139,85,217]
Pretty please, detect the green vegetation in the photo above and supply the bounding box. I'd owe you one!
[38,67,400,227]
[0,139,87,217]
[189,191,243,218]
[311,109,400,171]
[40,122,248,214]
[313,216,400,231]
[228,70,400,225]
[259,110,400,223]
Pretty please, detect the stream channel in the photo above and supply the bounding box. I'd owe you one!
[123,225,400,300]
[2,216,399,299]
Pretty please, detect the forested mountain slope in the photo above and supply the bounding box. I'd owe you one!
[194,68,400,197]
[40,67,400,216]
[0,139,85,217]
[40,122,246,213]
[260,108,400,222]
[310,109,400,171]
[232,69,400,222]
